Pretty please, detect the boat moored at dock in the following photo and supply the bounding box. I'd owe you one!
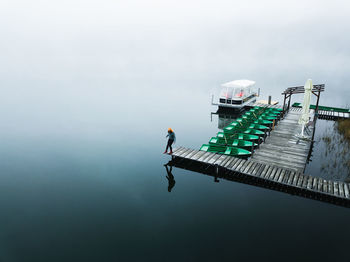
[212,80,258,110]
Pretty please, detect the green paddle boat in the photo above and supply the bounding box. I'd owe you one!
[200,144,251,158]
[200,144,227,154]
[217,132,260,142]
[243,128,265,137]
[209,137,258,149]
[248,123,270,130]
[224,146,251,158]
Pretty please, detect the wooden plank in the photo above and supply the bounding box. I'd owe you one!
[259,165,270,178]
[252,163,263,176]
[264,166,274,180]
[172,147,184,156]
[236,160,246,172]
[328,181,334,195]
[230,158,242,170]
[249,162,259,176]
[268,167,278,180]
[278,169,285,183]
[243,161,254,174]
[222,157,236,168]
[282,170,290,184]
[297,173,303,187]
[179,148,194,158]
[288,172,295,185]
[273,168,282,182]
[185,150,199,159]
[248,162,259,174]
[203,153,218,163]
[307,176,313,190]
[173,147,183,155]
[236,160,247,172]
[323,180,328,193]
[302,175,308,188]
[190,150,206,160]
[247,162,258,175]
[344,183,350,199]
[179,148,192,157]
[238,161,249,173]
[180,149,196,158]
[296,174,303,187]
[214,155,229,166]
[207,154,222,164]
[317,178,323,192]
[197,152,213,162]
[220,156,233,167]
[311,177,317,190]
[339,182,345,198]
[176,147,188,156]
[333,182,339,196]
[254,164,266,177]
[234,160,244,172]
[271,167,280,181]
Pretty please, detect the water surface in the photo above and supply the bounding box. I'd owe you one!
[1,1,350,259]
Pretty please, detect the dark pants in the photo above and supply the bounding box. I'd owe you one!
[166,139,174,152]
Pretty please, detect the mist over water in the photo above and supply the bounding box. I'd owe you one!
[1,1,350,261]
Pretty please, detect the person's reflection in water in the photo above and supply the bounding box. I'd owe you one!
[164,163,176,192]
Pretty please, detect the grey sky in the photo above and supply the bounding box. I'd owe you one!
[0,0,349,104]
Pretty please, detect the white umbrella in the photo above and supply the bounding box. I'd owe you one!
[298,79,312,137]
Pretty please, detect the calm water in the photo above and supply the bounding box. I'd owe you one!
[0,84,349,262]
[1,1,350,259]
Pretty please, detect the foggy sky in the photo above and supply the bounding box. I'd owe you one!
[0,0,349,117]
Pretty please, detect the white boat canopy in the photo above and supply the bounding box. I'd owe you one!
[221,79,255,89]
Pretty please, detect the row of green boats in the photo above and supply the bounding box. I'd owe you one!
[200,106,283,158]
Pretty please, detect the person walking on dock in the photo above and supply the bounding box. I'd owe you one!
[164,128,176,154]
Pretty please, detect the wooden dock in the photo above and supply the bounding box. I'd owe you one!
[170,104,350,207]
[170,147,350,207]
[250,101,350,120]
[247,102,283,110]
[314,109,350,120]
[251,107,311,172]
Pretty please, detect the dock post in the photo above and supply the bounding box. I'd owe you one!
[268,96,272,105]
[287,93,291,112]
[282,94,287,117]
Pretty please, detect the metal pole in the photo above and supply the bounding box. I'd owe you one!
[268,95,272,105]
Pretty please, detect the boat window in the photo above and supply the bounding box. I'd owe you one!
[233,88,245,98]
[220,87,233,99]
